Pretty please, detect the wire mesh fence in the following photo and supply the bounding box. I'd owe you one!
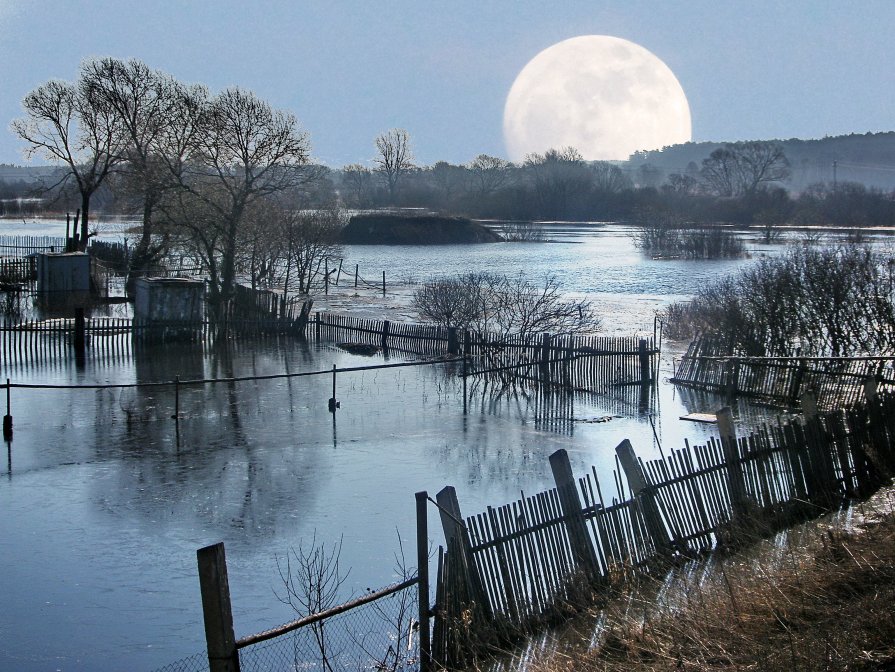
[237,583,420,672]
[149,650,209,672]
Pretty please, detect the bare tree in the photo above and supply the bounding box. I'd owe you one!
[341,163,374,208]
[700,141,790,197]
[12,77,125,248]
[412,273,483,328]
[278,201,345,295]
[169,87,312,313]
[276,533,350,672]
[79,58,181,282]
[468,154,512,197]
[374,128,413,203]
[524,147,591,219]
[414,272,600,338]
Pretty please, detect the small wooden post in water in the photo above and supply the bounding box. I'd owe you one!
[3,378,12,442]
[354,264,359,288]
[197,542,240,672]
[382,271,386,296]
[415,491,432,672]
[328,364,339,413]
[324,259,329,295]
[548,449,600,577]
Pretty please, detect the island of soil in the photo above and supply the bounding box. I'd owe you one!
[340,213,501,244]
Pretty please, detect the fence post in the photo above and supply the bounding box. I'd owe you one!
[447,327,458,355]
[614,440,676,556]
[381,320,390,351]
[315,311,321,340]
[435,486,490,616]
[354,264,359,288]
[172,375,180,421]
[548,449,600,577]
[73,308,86,356]
[324,259,329,295]
[382,271,386,297]
[415,491,432,672]
[539,333,551,383]
[3,379,11,442]
[800,388,818,419]
[638,338,651,385]
[863,375,879,402]
[328,364,339,413]
[723,357,739,401]
[197,542,240,672]
[716,407,749,519]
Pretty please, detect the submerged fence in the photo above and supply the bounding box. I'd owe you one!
[672,333,895,410]
[0,309,658,397]
[430,388,895,668]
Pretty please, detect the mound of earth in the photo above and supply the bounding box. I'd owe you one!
[341,214,501,245]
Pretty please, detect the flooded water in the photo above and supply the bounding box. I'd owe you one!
[0,221,859,671]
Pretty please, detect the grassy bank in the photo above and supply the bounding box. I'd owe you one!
[521,487,895,672]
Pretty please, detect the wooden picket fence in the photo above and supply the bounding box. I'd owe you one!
[0,235,67,258]
[311,313,657,394]
[672,333,895,410]
[430,391,895,668]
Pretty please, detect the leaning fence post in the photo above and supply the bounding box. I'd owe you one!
[197,542,240,672]
[435,486,490,616]
[717,407,749,519]
[548,449,600,577]
[614,440,676,556]
[415,491,432,672]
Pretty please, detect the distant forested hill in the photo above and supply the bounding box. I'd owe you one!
[626,132,895,192]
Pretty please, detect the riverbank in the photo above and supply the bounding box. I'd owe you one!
[520,484,895,672]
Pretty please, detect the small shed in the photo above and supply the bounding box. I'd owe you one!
[36,252,90,301]
[133,277,205,340]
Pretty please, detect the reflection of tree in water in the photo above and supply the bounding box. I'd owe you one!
[89,339,334,543]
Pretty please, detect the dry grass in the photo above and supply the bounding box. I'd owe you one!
[522,490,895,672]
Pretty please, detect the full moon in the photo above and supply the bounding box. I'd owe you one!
[503,35,692,161]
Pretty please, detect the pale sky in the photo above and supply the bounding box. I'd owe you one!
[1,0,893,167]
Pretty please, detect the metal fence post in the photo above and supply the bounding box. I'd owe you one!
[197,542,240,672]
[415,491,431,672]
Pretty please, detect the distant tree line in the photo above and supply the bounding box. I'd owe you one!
[331,138,895,231]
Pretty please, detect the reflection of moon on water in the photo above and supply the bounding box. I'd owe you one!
[503,35,692,161]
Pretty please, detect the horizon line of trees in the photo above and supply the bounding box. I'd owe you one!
[7,58,895,272]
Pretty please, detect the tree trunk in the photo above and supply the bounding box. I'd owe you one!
[79,194,91,251]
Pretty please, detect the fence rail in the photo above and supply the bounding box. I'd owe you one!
[431,388,895,667]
